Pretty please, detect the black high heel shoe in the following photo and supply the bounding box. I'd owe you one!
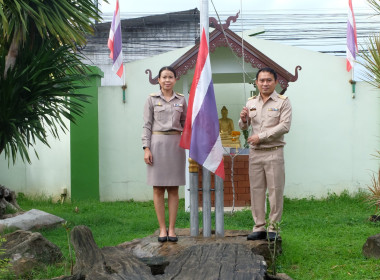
[158,235,167,243]
[167,230,178,242]
[168,235,178,242]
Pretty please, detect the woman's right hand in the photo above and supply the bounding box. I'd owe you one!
[144,148,153,165]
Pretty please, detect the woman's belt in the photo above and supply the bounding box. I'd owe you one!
[152,130,181,135]
[253,146,283,151]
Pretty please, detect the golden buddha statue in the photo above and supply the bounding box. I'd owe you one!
[219,106,240,148]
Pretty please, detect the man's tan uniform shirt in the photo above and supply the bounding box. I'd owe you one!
[239,91,292,148]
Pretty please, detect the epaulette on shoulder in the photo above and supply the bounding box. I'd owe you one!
[248,95,257,100]
[278,94,288,100]
[176,92,184,97]
[150,93,159,97]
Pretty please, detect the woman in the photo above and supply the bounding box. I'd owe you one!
[142,66,187,243]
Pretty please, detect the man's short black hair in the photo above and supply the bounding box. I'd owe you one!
[256,67,277,81]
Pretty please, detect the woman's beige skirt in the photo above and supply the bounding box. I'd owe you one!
[147,134,186,186]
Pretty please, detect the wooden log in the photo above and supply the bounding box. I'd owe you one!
[67,226,274,280]
[70,225,105,275]
[0,184,21,219]
[70,225,155,280]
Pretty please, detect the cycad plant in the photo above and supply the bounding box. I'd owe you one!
[359,0,380,217]
[359,35,380,88]
[0,0,105,164]
[366,151,380,216]
[359,0,380,87]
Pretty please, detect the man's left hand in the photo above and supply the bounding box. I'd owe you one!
[247,134,260,145]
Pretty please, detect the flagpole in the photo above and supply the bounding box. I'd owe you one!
[200,0,212,238]
[121,65,126,103]
[350,67,356,99]
[200,0,209,44]
[347,0,357,99]
[108,0,125,103]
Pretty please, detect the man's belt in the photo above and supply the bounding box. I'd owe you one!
[254,146,283,151]
[152,130,181,135]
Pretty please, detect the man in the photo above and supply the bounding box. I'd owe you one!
[239,67,292,241]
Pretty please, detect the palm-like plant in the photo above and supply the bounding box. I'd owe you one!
[0,0,105,163]
[366,151,380,215]
[359,35,380,88]
[0,0,102,75]
[367,170,380,213]
[359,0,380,216]
[0,42,91,163]
[359,0,380,88]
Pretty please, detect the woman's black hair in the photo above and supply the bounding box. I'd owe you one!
[158,66,177,78]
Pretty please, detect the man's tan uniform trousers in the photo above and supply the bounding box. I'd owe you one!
[239,91,292,232]
[249,147,285,232]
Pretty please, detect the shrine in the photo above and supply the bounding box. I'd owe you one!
[146,12,301,208]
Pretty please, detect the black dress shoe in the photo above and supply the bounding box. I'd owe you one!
[158,236,167,243]
[267,232,280,241]
[247,231,266,241]
[168,235,178,242]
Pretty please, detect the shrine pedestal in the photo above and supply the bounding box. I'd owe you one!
[198,152,251,207]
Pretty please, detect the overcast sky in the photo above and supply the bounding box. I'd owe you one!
[101,0,371,14]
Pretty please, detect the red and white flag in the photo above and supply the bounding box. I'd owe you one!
[108,0,124,77]
[346,0,358,72]
[180,28,225,179]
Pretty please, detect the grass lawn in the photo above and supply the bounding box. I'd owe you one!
[8,191,380,279]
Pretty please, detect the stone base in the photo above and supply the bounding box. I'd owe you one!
[60,226,286,280]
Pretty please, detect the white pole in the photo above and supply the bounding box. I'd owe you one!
[200,0,209,44]
[200,0,211,238]
[183,76,191,212]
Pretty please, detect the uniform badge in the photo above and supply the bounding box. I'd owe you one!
[278,94,288,100]
[173,104,183,107]
[250,106,256,111]
[268,108,279,111]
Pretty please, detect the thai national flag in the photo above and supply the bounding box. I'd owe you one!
[180,28,225,180]
[108,0,124,77]
[346,0,358,72]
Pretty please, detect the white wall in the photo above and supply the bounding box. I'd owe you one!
[1,37,378,201]
[285,79,379,198]
[0,125,71,199]
[98,39,379,200]
[241,36,380,198]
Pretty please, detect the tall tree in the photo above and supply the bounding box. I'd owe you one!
[0,0,105,163]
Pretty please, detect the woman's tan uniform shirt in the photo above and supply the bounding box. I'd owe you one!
[142,92,187,149]
[142,91,187,186]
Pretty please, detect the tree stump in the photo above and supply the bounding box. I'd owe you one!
[0,184,21,218]
[363,233,380,259]
[163,243,266,280]
[69,225,155,279]
[66,226,269,280]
